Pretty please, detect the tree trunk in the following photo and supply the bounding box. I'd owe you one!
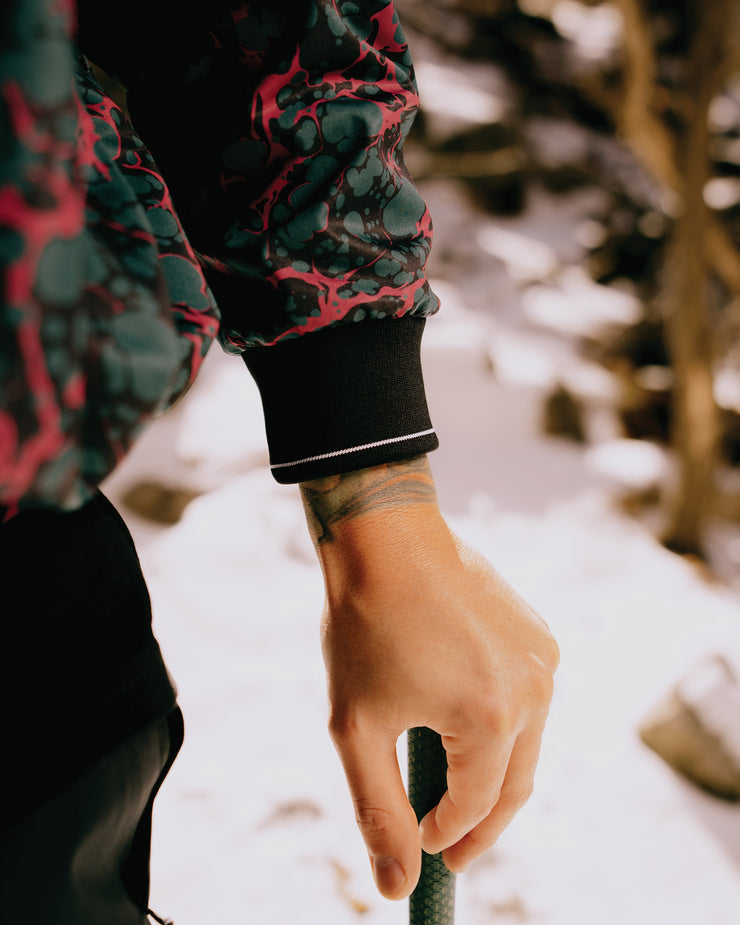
[660,0,730,557]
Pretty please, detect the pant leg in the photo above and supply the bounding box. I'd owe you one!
[1,492,179,830]
[0,706,183,925]
[122,707,184,919]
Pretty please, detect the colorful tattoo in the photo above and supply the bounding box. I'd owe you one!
[300,456,436,545]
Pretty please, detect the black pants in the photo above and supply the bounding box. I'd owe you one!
[1,493,182,922]
[1,493,178,824]
[0,706,183,925]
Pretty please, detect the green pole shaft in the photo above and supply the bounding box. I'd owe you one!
[407,727,456,925]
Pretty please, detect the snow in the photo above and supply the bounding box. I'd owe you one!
[101,297,740,923]
[100,45,740,925]
[414,60,509,126]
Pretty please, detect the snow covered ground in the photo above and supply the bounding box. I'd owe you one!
[101,39,740,924]
[102,248,740,924]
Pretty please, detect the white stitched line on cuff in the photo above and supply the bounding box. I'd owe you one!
[269,428,437,470]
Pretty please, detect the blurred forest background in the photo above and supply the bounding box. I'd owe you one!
[396,0,740,563]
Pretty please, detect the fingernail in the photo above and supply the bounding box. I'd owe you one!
[371,856,405,896]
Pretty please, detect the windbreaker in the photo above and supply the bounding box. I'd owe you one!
[0,0,440,517]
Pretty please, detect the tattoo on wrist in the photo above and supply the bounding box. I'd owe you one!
[300,456,437,545]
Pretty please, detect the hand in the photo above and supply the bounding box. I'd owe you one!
[300,457,559,901]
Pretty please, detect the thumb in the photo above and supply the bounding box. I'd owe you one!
[332,725,422,900]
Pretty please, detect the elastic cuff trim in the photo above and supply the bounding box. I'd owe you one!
[243,317,437,483]
[270,428,436,471]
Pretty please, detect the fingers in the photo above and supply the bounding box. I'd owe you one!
[421,728,545,873]
[418,729,516,857]
[330,721,422,900]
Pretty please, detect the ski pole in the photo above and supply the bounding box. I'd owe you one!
[407,727,456,925]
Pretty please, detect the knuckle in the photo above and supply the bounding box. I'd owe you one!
[468,793,498,827]
[546,635,561,672]
[459,823,490,853]
[326,706,359,746]
[446,787,497,830]
[478,695,515,739]
[326,711,346,744]
[353,800,393,840]
[534,634,560,681]
[528,655,556,705]
[500,780,534,810]
[465,680,504,725]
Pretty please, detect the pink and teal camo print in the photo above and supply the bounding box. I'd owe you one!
[0,0,219,515]
[99,0,439,348]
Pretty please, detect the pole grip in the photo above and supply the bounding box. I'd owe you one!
[407,727,456,925]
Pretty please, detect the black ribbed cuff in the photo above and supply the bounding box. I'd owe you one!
[242,317,438,483]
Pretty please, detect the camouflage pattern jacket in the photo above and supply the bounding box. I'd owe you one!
[0,0,439,517]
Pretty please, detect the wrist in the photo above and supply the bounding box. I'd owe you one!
[300,456,452,587]
[300,456,438,546]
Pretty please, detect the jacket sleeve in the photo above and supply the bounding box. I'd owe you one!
[0,0,219,514]
[79,0,440,482]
